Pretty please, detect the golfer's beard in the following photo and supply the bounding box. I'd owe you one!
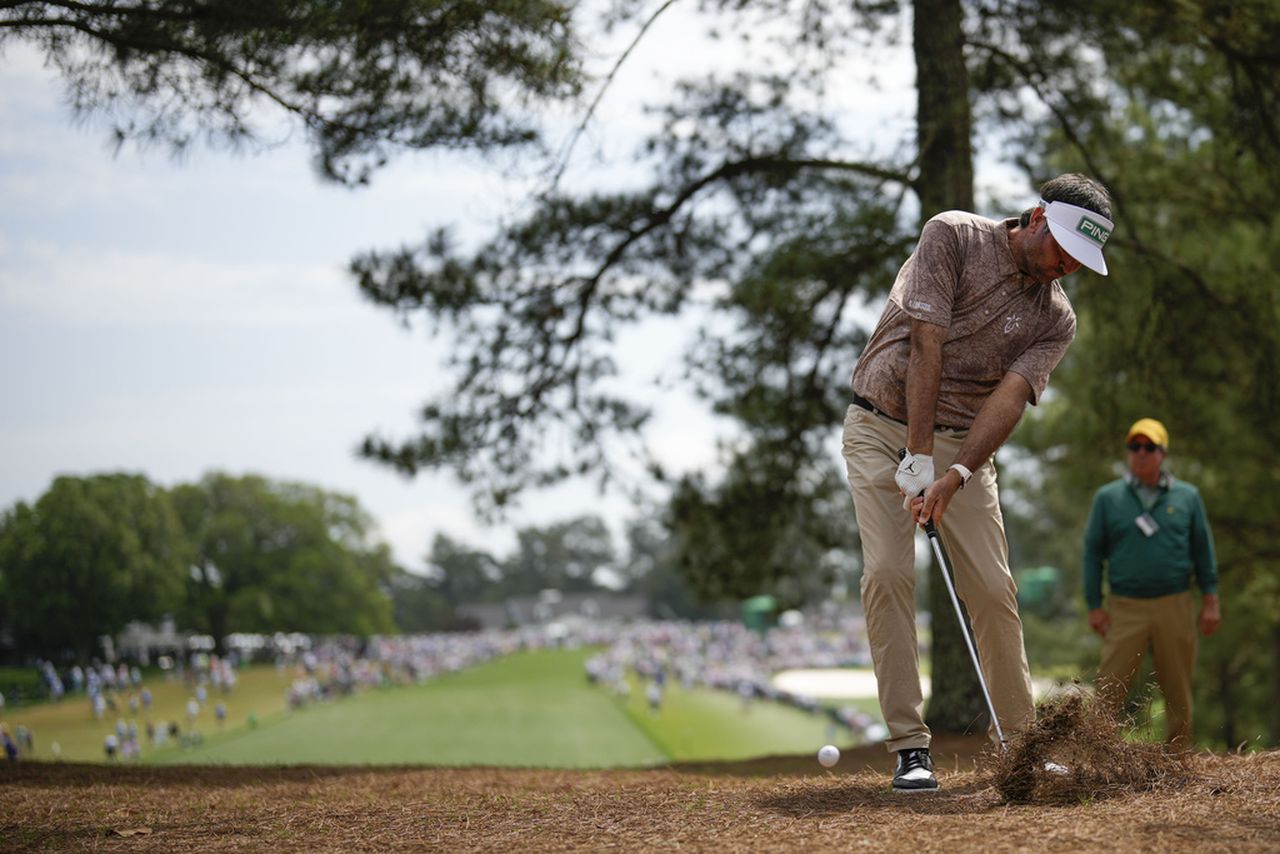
[1027,261,1064,286]
[1014,247,1057,286]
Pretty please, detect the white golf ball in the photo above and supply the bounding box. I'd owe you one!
[817,744,840,768]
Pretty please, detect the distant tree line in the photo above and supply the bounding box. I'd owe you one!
[386,514,738,634]
[0,474,729,662]
[0,473,397,661]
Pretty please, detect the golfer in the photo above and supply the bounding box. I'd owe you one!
[1083,418,1219,748]
[842,173,1114,792]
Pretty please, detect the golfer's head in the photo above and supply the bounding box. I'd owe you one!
[1030,174,1115,276]
[1029,174,1111,277]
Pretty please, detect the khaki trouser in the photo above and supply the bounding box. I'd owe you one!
[841,404,1035,752]
[1096,591,1196,748]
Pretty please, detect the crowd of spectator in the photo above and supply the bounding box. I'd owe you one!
[4,612,885,762]
[583,615,883,741]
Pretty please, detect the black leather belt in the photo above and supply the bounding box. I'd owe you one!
[853,393,967,433]
[852,392,907,426]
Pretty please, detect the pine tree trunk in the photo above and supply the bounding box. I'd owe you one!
[912,0,990,735]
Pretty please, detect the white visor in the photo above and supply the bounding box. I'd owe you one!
[1041,199,1113,276]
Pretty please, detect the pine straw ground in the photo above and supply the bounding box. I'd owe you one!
[3,700,1279,853]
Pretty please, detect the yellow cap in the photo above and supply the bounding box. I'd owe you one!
[1126,418,1168,450]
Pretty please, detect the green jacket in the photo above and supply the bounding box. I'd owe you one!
[1082,474,1218,609]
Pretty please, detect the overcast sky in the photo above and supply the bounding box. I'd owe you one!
[0,9,930,571]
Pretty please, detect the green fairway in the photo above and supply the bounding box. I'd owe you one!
[4,648,881,767]
[161,647,872,767]
[160,647,667,767]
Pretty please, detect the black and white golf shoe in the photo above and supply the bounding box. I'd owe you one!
[892,747,938,792]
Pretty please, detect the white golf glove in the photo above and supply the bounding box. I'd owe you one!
[894,451,934,510]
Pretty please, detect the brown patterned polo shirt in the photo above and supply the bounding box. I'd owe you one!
[851,211,1077,429]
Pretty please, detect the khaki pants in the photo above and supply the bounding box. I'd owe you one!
[1096,591,1196,748]
[841,404,1035,751]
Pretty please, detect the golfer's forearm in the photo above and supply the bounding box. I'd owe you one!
[952,372,1031,471]
[905,320,946,454]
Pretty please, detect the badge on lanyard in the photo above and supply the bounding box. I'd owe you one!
[1135,512,1160,537]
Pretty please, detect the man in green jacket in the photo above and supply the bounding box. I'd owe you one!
[1083,417,1220,747]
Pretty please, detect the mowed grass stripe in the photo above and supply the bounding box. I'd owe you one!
[157,647,668,767]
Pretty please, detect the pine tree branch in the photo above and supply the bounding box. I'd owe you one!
[573,154,913,336]
[547,0,682,190]
[966,38,1112,189]
[17,1,213,22]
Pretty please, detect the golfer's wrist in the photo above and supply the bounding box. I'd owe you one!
[946,463,972,489]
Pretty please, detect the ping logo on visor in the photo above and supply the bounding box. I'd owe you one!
[1076,216,1110,246]
[1041,199,1115,276]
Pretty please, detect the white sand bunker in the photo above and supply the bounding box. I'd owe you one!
[772,669,1060,701]
[772,669,930,699]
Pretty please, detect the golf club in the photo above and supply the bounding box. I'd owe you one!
[900,449,1007,748]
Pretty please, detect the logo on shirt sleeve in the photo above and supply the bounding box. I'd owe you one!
[908,299,934,312]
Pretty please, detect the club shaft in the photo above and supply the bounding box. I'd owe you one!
[925,522,1006,748]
